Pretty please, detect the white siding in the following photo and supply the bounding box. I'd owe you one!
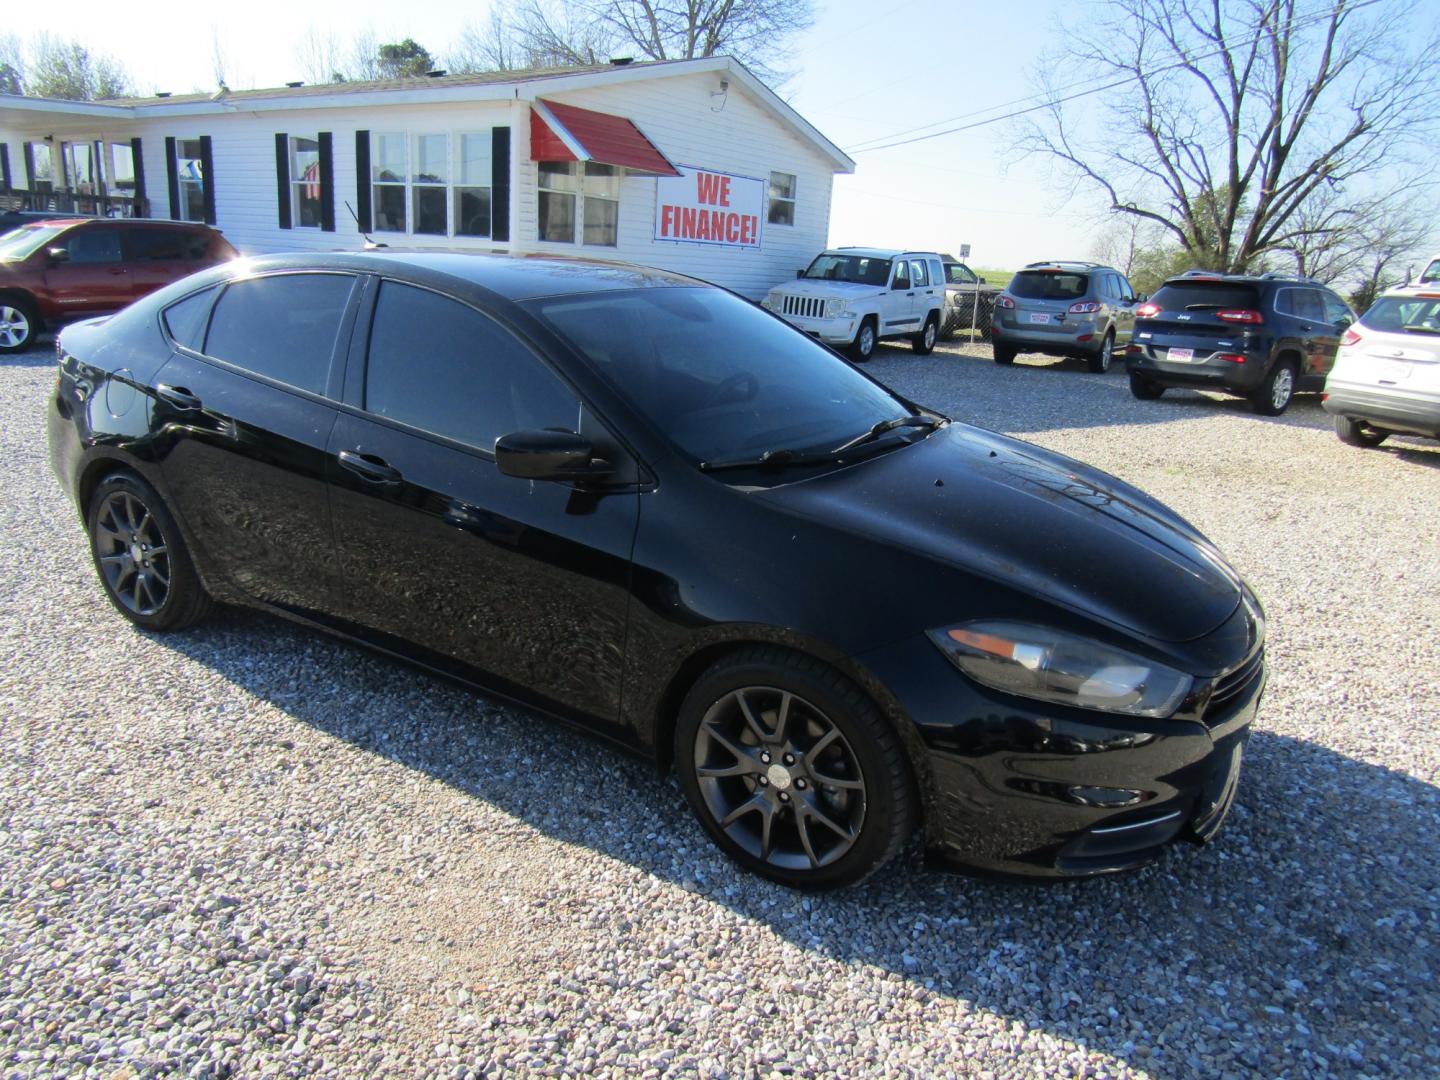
[3,68,840,299]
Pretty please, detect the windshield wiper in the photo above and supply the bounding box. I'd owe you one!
[831,414,943,454]
[699,448,839,472]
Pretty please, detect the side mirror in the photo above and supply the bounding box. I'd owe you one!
[1136,293,1149,303]
[795,269,805,279]
[495,429,613,483]
[47,246,70,264]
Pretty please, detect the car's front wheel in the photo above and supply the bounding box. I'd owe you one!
[675,648,915,889]
[1334,414,1389,448]
[849,318,877,362]
[0,296,39,354]
[86,472,212,631]
[1250,359,1296,416]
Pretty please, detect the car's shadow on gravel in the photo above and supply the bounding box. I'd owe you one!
[160,608,1440,1079]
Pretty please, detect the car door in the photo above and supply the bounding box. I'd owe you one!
[913,258,941,327]
[151,271,361,618]
[42,225,132,313]
[1317,290,1355,377]
[1110,273,1137,345]
[880,259,916,336]
[1292,288,1335,380]
[326,278,641,725]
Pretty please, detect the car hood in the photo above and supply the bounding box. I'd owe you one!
[773,280,886,301]
[757,423,1244,644]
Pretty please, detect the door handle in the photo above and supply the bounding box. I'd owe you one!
[107,268,128,276]
[906,292,916,297]
[337,449,402,485]
[155,383,202,411]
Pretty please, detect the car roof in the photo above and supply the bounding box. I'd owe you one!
[826,247,938,259]
[223,250,709,301]
[1020,261,1111,271]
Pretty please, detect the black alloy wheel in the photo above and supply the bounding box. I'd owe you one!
[87,473,211,631]
[676,649,914,889]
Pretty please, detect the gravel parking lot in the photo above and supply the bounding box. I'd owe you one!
[3,336,1437,1079]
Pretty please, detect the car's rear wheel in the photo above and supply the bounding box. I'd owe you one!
[912,314,938,355]
[993,343,1017,365]
[1250,359,1296,416]
[87,472,211,631]
[675,648,915,889]
[849,318,877,362]
[0,297,39,354]
[1087,331,1115,373]
[1334,414,1389,448]
[1129,372,1165,399]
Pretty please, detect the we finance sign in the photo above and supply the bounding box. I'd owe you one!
[654,165,765,249]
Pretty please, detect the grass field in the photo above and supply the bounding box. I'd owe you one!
[973,267,1014,289]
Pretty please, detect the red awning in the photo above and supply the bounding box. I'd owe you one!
[530,99,681,177]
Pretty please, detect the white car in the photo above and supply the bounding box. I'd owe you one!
[762,248,946,361]
[1322,288,1440,447]
[1417,254,1440,286]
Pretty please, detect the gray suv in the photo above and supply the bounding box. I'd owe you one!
[990,261,1142,372]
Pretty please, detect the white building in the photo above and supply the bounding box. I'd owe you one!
[0,57,854,298]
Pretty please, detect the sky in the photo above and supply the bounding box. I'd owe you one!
[0,0,1319,270]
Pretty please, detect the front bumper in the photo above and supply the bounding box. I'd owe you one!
[773,311,859,346]
[856,624,1264,880]
[1323,381,1440,439]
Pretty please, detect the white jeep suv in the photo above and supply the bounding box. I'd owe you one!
[763,248,946,361]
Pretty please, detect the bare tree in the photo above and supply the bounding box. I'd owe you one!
[347,27,383,82]
[1021,0,1440,273]
[465,0,814,84]
[295,27,348,84]
[1276,178,1435,284]
[450,10,525,73]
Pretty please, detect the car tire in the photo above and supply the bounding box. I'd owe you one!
[1249,358,1297,416]
[849,318,877,362]
[675,647,916,890]
[0,296,40,354]
[86,471,212,632]
[912,314,938,355]
[1129,372,1164,400]
[993,343,1017,365]
[1334,414,1389,448]
[1087,331,1115,373]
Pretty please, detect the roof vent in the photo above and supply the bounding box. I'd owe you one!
[610,57,634,66]
[286,80,304,88]
[155,91,172,98]
[426,69,447,78]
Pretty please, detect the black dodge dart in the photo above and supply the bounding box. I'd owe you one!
[47,252,1265,888]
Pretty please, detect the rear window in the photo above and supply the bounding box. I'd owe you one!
[1419,259,1439,285]
[1010,271,1089,300]
[1359,296,1440,335]
[1150,281,1261,311]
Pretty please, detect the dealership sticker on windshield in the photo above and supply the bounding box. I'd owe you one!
[1166,347,1195,362]
[1029,313,1050,324]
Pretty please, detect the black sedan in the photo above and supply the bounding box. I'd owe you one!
[46,252,1266,888]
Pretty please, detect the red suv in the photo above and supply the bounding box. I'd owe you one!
[0,218,237,353]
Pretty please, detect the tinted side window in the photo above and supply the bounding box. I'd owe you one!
[204,274,354,394]
[364,281,579,450]
[127,228,186,261]
[1289,289,1325,320]
[1321,291,1353,325]
[62,228,122,264]
[162,286,218,349]
[1119,275,1136,300]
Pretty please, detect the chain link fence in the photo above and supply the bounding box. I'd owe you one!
[940,290,997,341]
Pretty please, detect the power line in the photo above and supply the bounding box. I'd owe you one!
[843,0,1385,155]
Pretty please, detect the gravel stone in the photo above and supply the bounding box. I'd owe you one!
[2,336,1437,1078]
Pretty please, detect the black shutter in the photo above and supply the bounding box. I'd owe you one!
[355,130,371,233]
[491,126,510,242]
[0,145,10,193]
[130,137,147,216]
[24,143,36,191]
[318,132,336,232]
[199,135,216,225]
[164,136,179,219]
[274,133,292,229]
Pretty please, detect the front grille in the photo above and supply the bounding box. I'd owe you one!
[1204,646,1265,722]
[781,295,825,319]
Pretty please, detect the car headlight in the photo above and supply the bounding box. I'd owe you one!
[761,293,779,311]
[824,298,847,319]
[927,621,1192,718]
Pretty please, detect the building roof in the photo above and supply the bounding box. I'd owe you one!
[0,56,855,174]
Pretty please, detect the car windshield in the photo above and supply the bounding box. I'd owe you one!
[945,264,976,285]
[1420,259,1440,285]
[0,224,67,261]
[801,253,893,286]
[1361,295,1440,335]
[1150,281,1261,310]
[1009,271,1089,300]
[527,287,913,465]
